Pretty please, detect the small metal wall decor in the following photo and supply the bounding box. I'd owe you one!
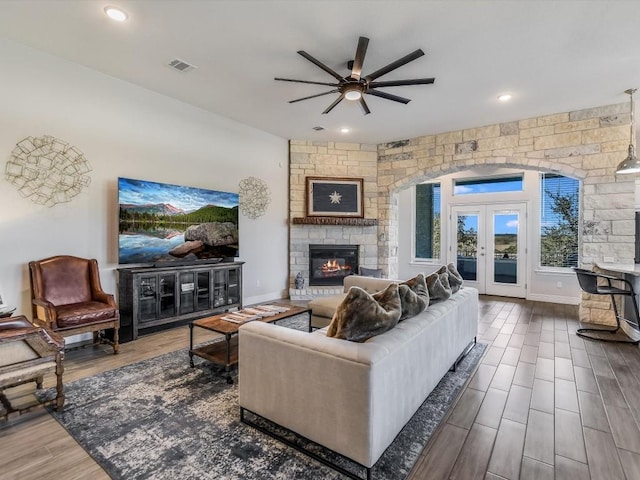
[238,176,271,219]
[5,135,92,207]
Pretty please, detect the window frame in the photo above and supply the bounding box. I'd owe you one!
[412,181,442,263]
[538,172,580,271]
[453,174,524,196]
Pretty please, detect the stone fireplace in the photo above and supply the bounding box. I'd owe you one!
[309,244,359,286]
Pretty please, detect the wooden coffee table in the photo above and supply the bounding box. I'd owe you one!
[188,304,311,384]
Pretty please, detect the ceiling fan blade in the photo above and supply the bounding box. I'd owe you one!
[350,36,369,80]
[365,49,425,82]
[367,89,411,104]
[298,50,344,81]
[359,97,371,115]
[322,94,345,114]
[289,89,340,103]
[369,78,435,88]
[275,77,340,87]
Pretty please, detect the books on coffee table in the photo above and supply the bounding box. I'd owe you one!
[241,307,277,317]
[254,304,290,313]
[221,312,259,324]
[220,304,291,324]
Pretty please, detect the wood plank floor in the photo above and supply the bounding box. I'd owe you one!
[410,296,640,480]
[2,296,640,479]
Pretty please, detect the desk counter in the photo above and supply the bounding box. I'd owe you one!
[596,263,640,277]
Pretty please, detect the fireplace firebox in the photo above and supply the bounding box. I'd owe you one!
[309,244,359,286]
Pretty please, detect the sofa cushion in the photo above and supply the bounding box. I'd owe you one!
[426,267,452,303]
[55,301,117,328]
[343,275,396,294]
[359,267,383,278]
[326,283,402,342]
[446,263,464,293]
[398,273,429,320]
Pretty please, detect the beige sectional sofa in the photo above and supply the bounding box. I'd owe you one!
[238,276,479,476]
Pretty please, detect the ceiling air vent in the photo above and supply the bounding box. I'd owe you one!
[167,58,197,73]
[312,126,325,131]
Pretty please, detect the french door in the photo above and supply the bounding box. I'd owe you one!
[450,203,527,298]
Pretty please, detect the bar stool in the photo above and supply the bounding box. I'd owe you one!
[573,267,640,344]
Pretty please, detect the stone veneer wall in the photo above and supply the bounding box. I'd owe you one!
[290,102,635,324]
[376,102,633,326]
[289,141,379,296]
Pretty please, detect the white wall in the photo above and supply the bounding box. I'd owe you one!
[0,40,289,317]
[397,166,581,304]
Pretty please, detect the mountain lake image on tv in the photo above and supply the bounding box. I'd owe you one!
[118,177,239,264]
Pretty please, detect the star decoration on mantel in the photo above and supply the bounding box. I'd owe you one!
[329,191,342,204]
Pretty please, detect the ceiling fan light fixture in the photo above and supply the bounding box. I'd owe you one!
[344,88,362,101]
[616,88,639,174]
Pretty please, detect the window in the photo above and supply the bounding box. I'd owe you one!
[454,175,523,195]
[540,173,579,268]
[415,183,441,259]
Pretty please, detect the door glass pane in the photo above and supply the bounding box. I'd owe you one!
[139,276,157,322]
[457,214,478,281]
[179,272,195,315]
[228,268,239,305]
[213,270,226,307]
[159,274,176,319]
[196,271,210,311]
[494,213,518,284]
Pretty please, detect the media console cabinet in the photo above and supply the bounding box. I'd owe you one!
[117,261,244,342]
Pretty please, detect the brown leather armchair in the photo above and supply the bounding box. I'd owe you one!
[29,255,119,354]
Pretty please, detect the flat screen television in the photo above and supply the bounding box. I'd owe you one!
[118,177,239,265]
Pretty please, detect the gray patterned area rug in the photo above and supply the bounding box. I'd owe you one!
[40,317,485,480]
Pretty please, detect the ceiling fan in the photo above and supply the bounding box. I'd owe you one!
[275,36,435,115]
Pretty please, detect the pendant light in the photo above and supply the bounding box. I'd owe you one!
[616,88,640,174]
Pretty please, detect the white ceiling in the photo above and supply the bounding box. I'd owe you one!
[1,0,640,144]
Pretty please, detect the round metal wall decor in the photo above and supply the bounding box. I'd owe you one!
[238,176,271,219]
[5,135,92,207]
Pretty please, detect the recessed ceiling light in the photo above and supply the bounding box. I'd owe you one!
[497,93,512,102]
[104,6,128,22]
[340,128,350,133]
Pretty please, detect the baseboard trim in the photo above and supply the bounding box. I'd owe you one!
[244,291,286,306]
[527,293,581,305]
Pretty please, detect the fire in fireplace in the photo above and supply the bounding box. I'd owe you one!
[309,244,359,286]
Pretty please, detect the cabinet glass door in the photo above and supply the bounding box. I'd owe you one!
[228,268,240,305]
[159,274,176,319]
[179,272,195,315]
[138,276,158,323]
[195,271,211,311]
[213,270,227,308]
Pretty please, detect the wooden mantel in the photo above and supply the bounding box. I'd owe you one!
[292,217,378,226]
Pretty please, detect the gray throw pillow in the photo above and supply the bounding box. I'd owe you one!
[447,262,464,293]
[326,283,402,342]
[426,266,453,303]
[398,273,429,320]
[359,267,383,278]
